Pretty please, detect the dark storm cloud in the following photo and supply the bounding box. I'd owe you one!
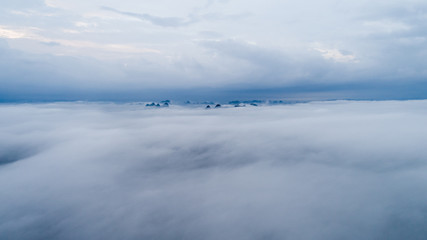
[1,101,427,239]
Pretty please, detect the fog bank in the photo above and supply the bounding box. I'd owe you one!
[1,101,427,239]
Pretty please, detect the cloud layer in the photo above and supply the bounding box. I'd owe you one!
[1,0,427,100]
[1,101,427,239]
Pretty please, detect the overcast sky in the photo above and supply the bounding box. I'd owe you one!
[1,0,427,101]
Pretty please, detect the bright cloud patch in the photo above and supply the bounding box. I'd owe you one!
[0,26,29,39]
[1,101,427,239]
[315,48,358,63]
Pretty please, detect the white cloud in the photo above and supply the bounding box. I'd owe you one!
[1,101,427,239]
[0,26,31,39]
[44,0,71,9]
[74,21,98,28]
[363,20,412,33]
[0,25,160,57]
[44,0,58,8]
[314,48,358,63]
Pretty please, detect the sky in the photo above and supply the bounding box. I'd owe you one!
[2,100,427,239]
[1,0,427,101]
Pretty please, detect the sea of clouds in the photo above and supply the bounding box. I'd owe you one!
[1,100,427,240]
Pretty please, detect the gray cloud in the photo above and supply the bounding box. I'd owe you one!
[0,40,121,94]
[1,0,427,100]
[100,6,250,28]
[1,101,427,239]
[100,6,199,27]
[40,41,61,47]
[0,39,201,101]
[1,37,427,102]
[198,39,352,85]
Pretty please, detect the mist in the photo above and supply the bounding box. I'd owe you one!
[1,100,427,239]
